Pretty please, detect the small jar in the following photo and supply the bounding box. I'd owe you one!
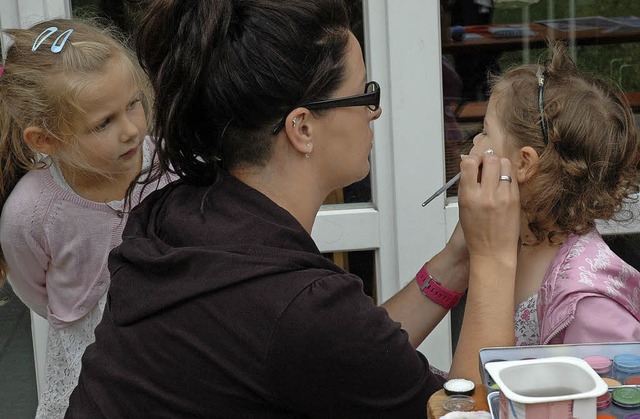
[624,414,640,419]
[625,375,640,385]
[584,355,613,378]
[596,391,612,410]
[612,387,640,409]
[602,377,622,387]
[442,395,474,412]
[443,378,475,396]
[613,354,640,383]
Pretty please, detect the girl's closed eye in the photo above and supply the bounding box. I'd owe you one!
[93,118,111,133]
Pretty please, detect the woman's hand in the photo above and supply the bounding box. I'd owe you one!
[458,152,520,265]
[448,151,520,381]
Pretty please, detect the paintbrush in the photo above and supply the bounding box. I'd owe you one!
[421,172,461,207]
[607,384,640,391]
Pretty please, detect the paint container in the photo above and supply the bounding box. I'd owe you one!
[596,391,611,410]
[625,375,640,385]
[442,394,475,412]
[612,387,640,409]
[613,354,640,384]
[584,355,613,378]
[623,414,640,419]
[485,356,608,419]
[602,377,621,387]
[443,378,475,396]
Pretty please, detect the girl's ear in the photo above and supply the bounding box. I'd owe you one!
[515,146,539,183]
[284,108,314,156]
[23,127,57,155]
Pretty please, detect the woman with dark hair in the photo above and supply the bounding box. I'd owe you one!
[66,1,520,417]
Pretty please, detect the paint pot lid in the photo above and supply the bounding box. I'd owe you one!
[596,391,612,409]
[597,391,612,402]
[444,378,475,396]
[442,395,475,412]
[602,377,622,387]
[584,355,612,371]
[612,388,640,407]
[613,354,640,372]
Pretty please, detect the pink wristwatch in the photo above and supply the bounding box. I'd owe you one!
[415,264,464,309]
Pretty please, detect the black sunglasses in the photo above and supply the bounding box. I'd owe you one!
[272,81,381,135]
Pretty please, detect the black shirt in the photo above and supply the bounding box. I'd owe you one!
[66,175,445,418]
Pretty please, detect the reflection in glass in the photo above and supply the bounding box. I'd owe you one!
[441,0,640,201]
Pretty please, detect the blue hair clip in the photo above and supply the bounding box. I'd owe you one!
[32,26,74,53]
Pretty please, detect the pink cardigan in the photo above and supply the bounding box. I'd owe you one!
[537,230,640,344]
[0,137,173,328]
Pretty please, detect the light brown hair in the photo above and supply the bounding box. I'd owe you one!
[491,42,640,244]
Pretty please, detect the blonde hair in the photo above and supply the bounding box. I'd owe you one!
[491,42,640,244]
[0,18,152,285]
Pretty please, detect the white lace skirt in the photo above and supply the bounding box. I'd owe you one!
[35,292,107,419]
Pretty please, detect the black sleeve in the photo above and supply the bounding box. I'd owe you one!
[266,273,445,418]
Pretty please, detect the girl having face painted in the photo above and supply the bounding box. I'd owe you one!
[471,42,640,347]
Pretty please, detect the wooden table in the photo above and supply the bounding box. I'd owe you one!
[427,384,489,419]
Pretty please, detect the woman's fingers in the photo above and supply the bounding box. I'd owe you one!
[458,152,520,260]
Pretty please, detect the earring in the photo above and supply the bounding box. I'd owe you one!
[292,118,297,128]
[306,142,311,148]
[305,152,310,159]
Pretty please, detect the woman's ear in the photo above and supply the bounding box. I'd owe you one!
[23,127,57,155]
[284,108,314,156]
[515,145,539,183]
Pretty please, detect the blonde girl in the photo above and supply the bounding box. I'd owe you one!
[0,19,172,418]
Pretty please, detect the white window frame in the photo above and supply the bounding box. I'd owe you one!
[316,0,454,370]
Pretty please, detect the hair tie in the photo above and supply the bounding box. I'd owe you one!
[0,66,4,78]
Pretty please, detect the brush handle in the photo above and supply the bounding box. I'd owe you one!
[607,384,640,391]
[421,172,461,207]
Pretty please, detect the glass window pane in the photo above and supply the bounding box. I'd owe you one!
[441,0,640,200]
[324,250,377,303]
[441,0,640,351]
